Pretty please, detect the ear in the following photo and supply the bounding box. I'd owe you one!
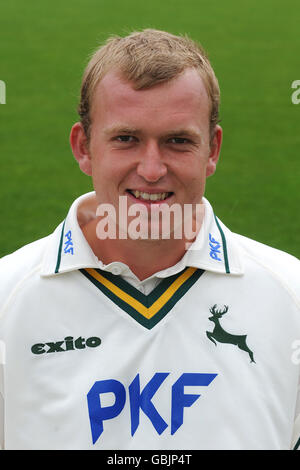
[69,122,92,176]
[206,125,223,177]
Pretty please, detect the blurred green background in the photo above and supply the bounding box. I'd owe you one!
[0,0,299,258]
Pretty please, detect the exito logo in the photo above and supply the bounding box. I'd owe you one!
[0,81,6,104]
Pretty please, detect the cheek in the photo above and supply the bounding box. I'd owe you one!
[90,148,113,176]
[180,159,208,183]
[180,166,208,200]
[90,154,131,192]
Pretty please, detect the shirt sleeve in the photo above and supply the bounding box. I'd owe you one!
[0,392,3,450]
[0,366,4,450]
[0,341,5,449]
[291,377,300,450]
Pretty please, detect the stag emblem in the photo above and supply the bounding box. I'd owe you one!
[206,305,255,363]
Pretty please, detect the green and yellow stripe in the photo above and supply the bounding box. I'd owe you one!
[80,266,204,329]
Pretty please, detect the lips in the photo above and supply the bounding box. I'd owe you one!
[127,190,173,202]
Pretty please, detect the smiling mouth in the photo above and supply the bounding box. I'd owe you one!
[126,190,173,202]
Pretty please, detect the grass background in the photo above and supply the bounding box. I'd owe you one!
[0,0,299,258]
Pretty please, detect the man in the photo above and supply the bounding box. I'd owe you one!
[0,29,299,450]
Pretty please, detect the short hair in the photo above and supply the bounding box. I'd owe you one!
[78,29,220,145]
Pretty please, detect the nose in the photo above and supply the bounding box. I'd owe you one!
[136,141,167,182]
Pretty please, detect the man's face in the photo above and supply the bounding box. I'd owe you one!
[72,68,222,239]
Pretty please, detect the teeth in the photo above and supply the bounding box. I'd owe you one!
[131,190,169,201]
[149,194,160,201]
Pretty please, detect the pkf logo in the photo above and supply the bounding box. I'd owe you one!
[87,372,217,444]
[64,230,74,255]
[209,233,222,261]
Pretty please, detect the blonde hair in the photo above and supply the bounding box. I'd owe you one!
[78,29,220,144]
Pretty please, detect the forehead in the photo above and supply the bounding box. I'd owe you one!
[90,68,211,130]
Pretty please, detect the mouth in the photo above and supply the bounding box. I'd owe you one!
[126,190,174,203]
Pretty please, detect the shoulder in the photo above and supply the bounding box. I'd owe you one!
[233,232,300,303]
[0,236,50,312]
[234,232,300,271]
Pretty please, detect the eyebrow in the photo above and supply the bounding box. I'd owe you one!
[103,125,202,141]
[164,129,201,140]
[103,126,139,136]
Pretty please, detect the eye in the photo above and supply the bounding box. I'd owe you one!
[168,137,191,145]
[115,135,137,143]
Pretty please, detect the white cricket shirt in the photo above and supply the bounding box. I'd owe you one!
[0,192,299,450]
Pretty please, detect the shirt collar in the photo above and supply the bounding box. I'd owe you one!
[41,191,244,277]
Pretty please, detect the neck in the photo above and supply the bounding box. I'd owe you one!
[81,216,202,280]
